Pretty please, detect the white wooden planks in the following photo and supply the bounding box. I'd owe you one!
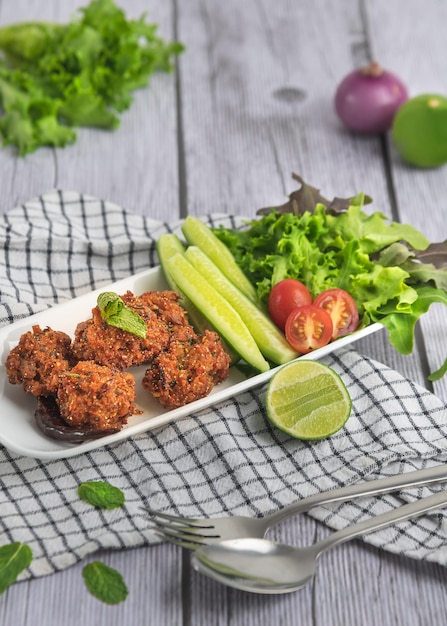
[0,1,446,625]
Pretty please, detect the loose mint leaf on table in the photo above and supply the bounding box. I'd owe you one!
[82,561,128,604]
[429,357,447,382]
[78,480,125,510]
[0,542,33,594]
[97,291,147,338]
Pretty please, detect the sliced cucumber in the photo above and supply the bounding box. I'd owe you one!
[181,216,258,303]
[157,234,242,365]
[156,233,240,365]
[156,233,206,327]
[164,253,270,373]
[185,246,298,365]
[156,233,187,290]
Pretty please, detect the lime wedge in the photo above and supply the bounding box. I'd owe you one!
[265,360,352,439]
[392,94,447,168]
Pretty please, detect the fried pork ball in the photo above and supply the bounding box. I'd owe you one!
[5,325,73,397]
[142,327,231,409]
[72,290,189,370]
[138,291,190,326]
[56,360,138,431]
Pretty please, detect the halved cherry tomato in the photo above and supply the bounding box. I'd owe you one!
[268,279,312,331]
[313,288,359,339]
[285,305,333,354]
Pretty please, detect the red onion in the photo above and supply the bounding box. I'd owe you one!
[334,61,408,133]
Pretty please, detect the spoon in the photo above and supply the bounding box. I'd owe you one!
[191,487,447,594]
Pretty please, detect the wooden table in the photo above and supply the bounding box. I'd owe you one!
[1,1,446,624]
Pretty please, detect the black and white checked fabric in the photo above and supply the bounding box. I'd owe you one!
[1,190,447,581]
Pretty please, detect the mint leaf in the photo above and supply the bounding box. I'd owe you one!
[78,480,125,509]
[429,357,447,382]
[82,561,128,604]
[97,291,147,338]
[0,542,33,594]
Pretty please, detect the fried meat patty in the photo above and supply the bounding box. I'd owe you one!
[142,327,230,409]
[5,325,74,397]
[5,290,231,435]
[72,290,190,370]
[57,361,137,430]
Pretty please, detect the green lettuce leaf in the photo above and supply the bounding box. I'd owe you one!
[322,203,429,254]
[0,0,184,155]
[214,196,447,369]
[371,285,447,354]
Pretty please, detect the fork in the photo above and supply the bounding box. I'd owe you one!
[143,463,447,547]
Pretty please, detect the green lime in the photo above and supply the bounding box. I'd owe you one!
[265,360,352,440]
[392,94,447,168]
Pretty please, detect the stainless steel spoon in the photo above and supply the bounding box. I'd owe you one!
[191,488,447,594]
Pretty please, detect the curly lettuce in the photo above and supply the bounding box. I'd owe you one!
[214,194,447,361]
[0,0,184,155]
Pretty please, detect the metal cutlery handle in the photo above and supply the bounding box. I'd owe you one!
[266,463,447,528]
[315,487,447,556]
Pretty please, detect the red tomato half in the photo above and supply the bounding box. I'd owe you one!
[268,279,312,331]
[313,288,359,339]
[285,305,333,354]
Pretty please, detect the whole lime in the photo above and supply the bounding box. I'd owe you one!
[392,94,447,168]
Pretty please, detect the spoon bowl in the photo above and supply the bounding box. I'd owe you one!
[192,538,317,594]
[191,488,447,594]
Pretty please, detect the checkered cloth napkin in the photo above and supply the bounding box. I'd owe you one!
[1,190,447,582]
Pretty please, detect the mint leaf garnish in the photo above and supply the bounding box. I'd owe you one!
[82,561,128,605]
[78,481,125,510]
[97,292,146,338]
[428,357,447,382]
[0,542,33,594]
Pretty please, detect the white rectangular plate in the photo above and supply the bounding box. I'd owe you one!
[0,267,383,460]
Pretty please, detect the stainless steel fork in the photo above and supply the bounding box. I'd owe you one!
[143,462,447,548]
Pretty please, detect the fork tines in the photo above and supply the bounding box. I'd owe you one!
[142,506,219,549]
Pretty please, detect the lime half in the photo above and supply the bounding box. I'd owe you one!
[265,360,352,440]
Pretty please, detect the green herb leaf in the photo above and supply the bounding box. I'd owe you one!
[78,480,125,509]
[0,542,33,594]
[0,0,184,155]
[97,291,147,338]
[429,357,447,382]
[82,561,128,604]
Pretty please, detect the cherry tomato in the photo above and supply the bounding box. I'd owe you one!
[268,279,312,331]
[313,288,359,339]
[285,305,333,354]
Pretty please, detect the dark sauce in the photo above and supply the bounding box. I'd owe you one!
[35,396,120,443]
